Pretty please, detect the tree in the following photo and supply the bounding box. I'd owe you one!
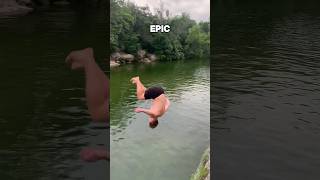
[185,25,210,58]
[169,13,196,46]
[199,22,210,34]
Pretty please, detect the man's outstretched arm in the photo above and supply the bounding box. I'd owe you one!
[134,107,159,117]
[66,48,108,122]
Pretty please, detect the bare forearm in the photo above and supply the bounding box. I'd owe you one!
[85,59,108,121]
[140,108,155,117]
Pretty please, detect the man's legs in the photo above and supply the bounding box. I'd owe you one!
[131,76,146,100]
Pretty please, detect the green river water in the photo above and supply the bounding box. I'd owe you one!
[110,60,210,180]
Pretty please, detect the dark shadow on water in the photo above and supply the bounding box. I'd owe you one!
[213,1,320,179]
[0,5,108,180]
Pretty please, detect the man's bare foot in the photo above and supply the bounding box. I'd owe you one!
[130,76,140,84]
[66,48,94,70]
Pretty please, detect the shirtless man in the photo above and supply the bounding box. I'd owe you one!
[66,47,109,161]
[131,76,170,128]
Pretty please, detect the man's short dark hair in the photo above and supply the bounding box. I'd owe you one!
[149,119,159,128]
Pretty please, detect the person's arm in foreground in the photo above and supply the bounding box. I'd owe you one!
[66,48,108,122]
[80,147,109,162]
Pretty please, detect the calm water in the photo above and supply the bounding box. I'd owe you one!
[213,1,320,179]
[0,6,108,179]
[110,60,210,180]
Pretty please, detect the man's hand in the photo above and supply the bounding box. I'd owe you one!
[65,47,95,70]
[134,107,145,113]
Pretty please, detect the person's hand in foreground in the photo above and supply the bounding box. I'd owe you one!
[80,147,109,162]
[65,48,95,70]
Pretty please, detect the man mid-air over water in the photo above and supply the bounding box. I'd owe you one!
[131,76,170,128]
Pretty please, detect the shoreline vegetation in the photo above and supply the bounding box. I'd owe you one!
[190,147,210,180]
[110,0,210,67]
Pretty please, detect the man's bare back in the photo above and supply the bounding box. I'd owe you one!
[131,76,170,128]
[150,94,170,116]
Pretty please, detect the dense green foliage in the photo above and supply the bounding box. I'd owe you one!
[110,0,210,60]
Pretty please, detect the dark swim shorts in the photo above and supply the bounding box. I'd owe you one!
[144,86,165,99]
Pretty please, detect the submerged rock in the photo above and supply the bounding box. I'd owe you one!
[111,52,121,62]
[120,53,134,63]
[140,58,152,63]
[147,53,157,61]
[137,49,146,59]
[190,147,210,180]
[110,50,157,66]
[137,50,157,62]
[110,60,120,68]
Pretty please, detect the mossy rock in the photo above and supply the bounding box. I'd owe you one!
[190,147,210,180]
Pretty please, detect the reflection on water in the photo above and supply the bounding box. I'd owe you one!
[0,6,108,180]
[110,60,210,180]
[213,1,320,180]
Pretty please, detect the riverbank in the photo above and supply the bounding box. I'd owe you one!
[190,147,210,180]
[110,50,157,68]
